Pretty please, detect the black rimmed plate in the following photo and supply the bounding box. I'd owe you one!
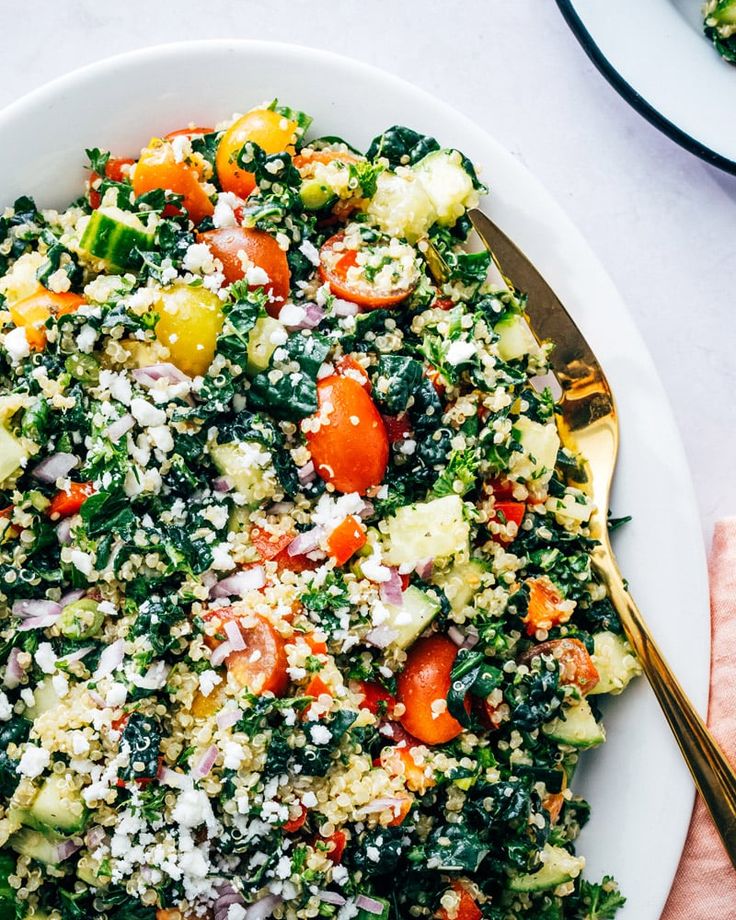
[557,0,736,175]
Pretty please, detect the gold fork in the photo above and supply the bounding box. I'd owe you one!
[432,208,736,865]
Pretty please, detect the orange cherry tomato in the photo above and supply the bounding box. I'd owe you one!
[481,698,502,730]
[292,149,361,173]
[523,577,573,636]
[319,231,417,309]
[386,794,413,826]
[397,635,469,745]
[322,829,347,863]
[283,804,308,833]
[47,482,95,519]
[303,633,327,655]
[89,156,136,209]
[382,413,412,444]
[305,375,388,495]
[381,746,436,794]
[164,126,214,140]
[197,227,290,317]
[520,638,599,694]
[216,109,298,198]
[133,138,213,225]
[491,500,526,543]
[10,290,86,351]
[356,680,396,718]
[326,515,366,566]
[335,354,371,391]
[222,614,289,696]
[437,883,482,920]
[305,674,331,700]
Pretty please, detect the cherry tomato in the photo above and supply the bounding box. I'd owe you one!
[292,149,360,172]
[133,138,213,225]
[216,109,298,198]
[386,794,413,826]
[250,526,315,573]
[523,577,572,636]
[197,227,290,317]
[305,375,388,495]
[381,746,436,794]
[356,681,396,718]
[335,354,371,390]
[397,635,469,745]
[481,698,502,730]
[326,514,366,565]
[491,500,526,543]
[319,231,417,309]
[164,126,214,140]
[303,633,327,655]
[223,614,289,696]
[153,283,224,377]
[10,289,86,351]
[520,638,599,694]
[437,883,482,920]
[282,805,308,833]
[89,156,136,209]
[489,477,517,501]
[47,482,95,519]
[190,684,226,720]
[382,413,412,444]
[322,829,346,863]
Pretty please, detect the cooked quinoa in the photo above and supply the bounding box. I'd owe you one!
[0,103,640,920]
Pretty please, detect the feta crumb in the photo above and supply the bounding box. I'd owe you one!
[0,692,12,721]
[3,327,30,362]
[199,670,223,698]
[446,340,475,366]
[130,397,166,427]
[17,745,50,779]
[309,724,332,745]
[35,642,58,675]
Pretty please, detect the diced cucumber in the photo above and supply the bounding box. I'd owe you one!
[210,441,278,509]
[0,427,27,485]
[58,599,103,640]
[510,416,560,483]
[28,773,89,835]
[413,149,480,227]
[9,828,63,867]
[356,897,390,920]
[23,677,61,722]
[546,491,592,525]
[509,844,585,893]
[383,495,470,566]
[380,585,440,650]
[247,316,285,376]
[79,206,155,271]
[495,314,537,362]
[300,179,336,211]
[543,698,605,749]
[77,852,111,888]
[366,171,437,243]
[589,631,641,696]
[432,558,487,615]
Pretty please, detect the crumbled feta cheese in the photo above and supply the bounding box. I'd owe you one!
[3,327,30,362]
[35,642,58,675]
[183,243,217,274]
[76,324,97,353]
[148,424,174,453]
[17,745,50,778]
[309,724,332,745]
[445,340,475,366]
[172,787,216,830]
[130,397,166,427]
[199,670,223,698]
[106,683,128,708]
[69,549,94,576]
[0,692,12,721]
[298,239,321,266]
[52,674,69,698]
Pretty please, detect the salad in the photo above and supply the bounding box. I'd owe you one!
[703,0,736,62]
[0,102,641,920]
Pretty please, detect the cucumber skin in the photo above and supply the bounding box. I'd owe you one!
[80,209,153,270]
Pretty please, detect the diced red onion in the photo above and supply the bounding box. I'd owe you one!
[193,744,219,779]
[448,625,466,647]
[18,613,61,632]
[361,796,407,814]
[223,619,246,651]
[285,302,325,329]
[88,690,106,708]
[287,526,323,557]
[243,895,282,920]
[12,599,62,619]
[94,638,124,679]
[85,825,106,849]
[58,646,94,665]
[133,363,191,388]
[32,452,78,484]
[131,660,170,690]
[318,892,347,906]
[106,413,135,443]
[332,298,359,317]
[358,500,374,520]
[269,501,294,514]
[213,476,232,493]
[297,461,316,485]
[60,588,86,607]
[210,640,234,668]
[379,569,404,608]
[216,708,241,731]
[414,557,434,580]
[3,648,25,689]
[55,839,82,862]
[56,517,74,546]
[211,566,266,598]
[159,766,189,789]
[461,630,480,650]
[355,895,387,915]
[365,626,398,649]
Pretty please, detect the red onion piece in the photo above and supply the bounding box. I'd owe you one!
[447,625,465,647]
[32,452,78,484]
[216,708,241,731]
[243,895,282,920]
[85,825,106,849]
[56,517,74,546]
[223,619,246,651]
[60,588,86,607]
[18,613,61,632]
[193,744,219,779]
[414,557,434,580]
[55,839,82,862]
[210,640,234,668]
[379,569,404,607]
[355,895,387,915]
[213,476,232,493]
[365,626,398,649]
[106,413,135,443]
[318,892,347,907]
[361,796,407,814]
[283,302,325,330]
[159,766,189,789]
[3,648,25,689]
[287,526,323,557]
[211,566,266,599]
[93,638,124,679]
[297,461,316,485]
[461,631,480,650]
[12,599,62,619]
[133,363,191,388]
[131,661,170,690]
[58,646,94,665]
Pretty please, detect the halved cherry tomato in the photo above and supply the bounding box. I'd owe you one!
[221,614,289,696]
[489,477,517,501]
[10,290,86,351]
[437,883,482,920]
[382,413,412,444]
[305,674,331,700]
[480,698,502,730]
[381,746,435,794]
[425,368,446,399]
[322,829,346,863]
[197,227,290,317]
[164,126,213,140]
[48,482,95,519]
[397,635,469,745]
[283,805,308,833]
[520,638,599,694]
[190,683,226,719]
[250,525,316,573]
[216,109,298,198]
[491,500,526,543]
[292,149,360,173]
[356,680,396,718]
[133,138,213,225]
[303,633,328,655]
[335,354,371,390]
[523,577,573,636]
[89,156,136,209]
[319,231,417,309]
[326,515,366,566]
[434,297,456,311]
[305,375,388,495]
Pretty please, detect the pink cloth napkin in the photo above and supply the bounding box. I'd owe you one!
[661,518,736,918]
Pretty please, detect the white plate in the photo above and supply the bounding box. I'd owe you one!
[558,0,736,173]
[0,41,710,919]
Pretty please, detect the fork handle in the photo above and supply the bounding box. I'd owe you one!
[595,549,736,867]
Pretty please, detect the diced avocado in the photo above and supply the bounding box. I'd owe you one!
[589,631,641,696]
[246,316,285,376]
[80,206,155,271]
[366,171,437,243]
[510,416,560,483]
[413,149,480,227]
[509,844,585,893]
[27,773,89,835]
[379,586,440,650]
[356,897,390,920]
[9,828,63,867]
[58,599,103,640]
[383,495,470,566]
[23,677,62,722]
[0,427,27,485]
[432,559,487,615]
[210,441,279,509]
[300,179,336,211]
[543,698,605,750]
[494,314,537,362]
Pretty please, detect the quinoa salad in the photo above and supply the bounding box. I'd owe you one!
[0,103,641,920]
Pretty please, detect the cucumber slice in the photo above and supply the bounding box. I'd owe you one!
[589,631,641,696]
[28,773,89,835]
[77,852,111,888]
[80,206,155,270]
[383,495,470,566]
[210,441,278,509]
[510,416,560,483]
[0,426,27,485]
[494,314,537,362]
[509,844,585,893]
[23,677,62,722]
[9,828,63,867]
[300,179,336,211]
[543,698,605,750]
[413,149,480,227]
[379,585,440,650]
[247,316,285,376]
[366,171,437,243]
[432,559,487,615]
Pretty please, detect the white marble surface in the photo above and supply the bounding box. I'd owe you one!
[3,0,735,543]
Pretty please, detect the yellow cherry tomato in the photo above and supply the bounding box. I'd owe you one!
[154,283,224,377]
[216,109,298,198]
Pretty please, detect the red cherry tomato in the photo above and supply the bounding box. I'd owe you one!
[523,577,572,636]
[197,227,291,317]
[491,500,526,543]
[164,126,214,140]
[89,156,136,209]
[322,829,346,863]
[397,635,469,745]
[219,613,289,696]
[47,482,95,519]
[520,638,599,694]
[335,354,371,390]
[282,805,308,833]
[437,883,482,920]
[319,231,417,309]
[382,413,412,444]
[326,515,367,566]
[249,525,316,573]
[356,681,397,718]
[305,375,388,495]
